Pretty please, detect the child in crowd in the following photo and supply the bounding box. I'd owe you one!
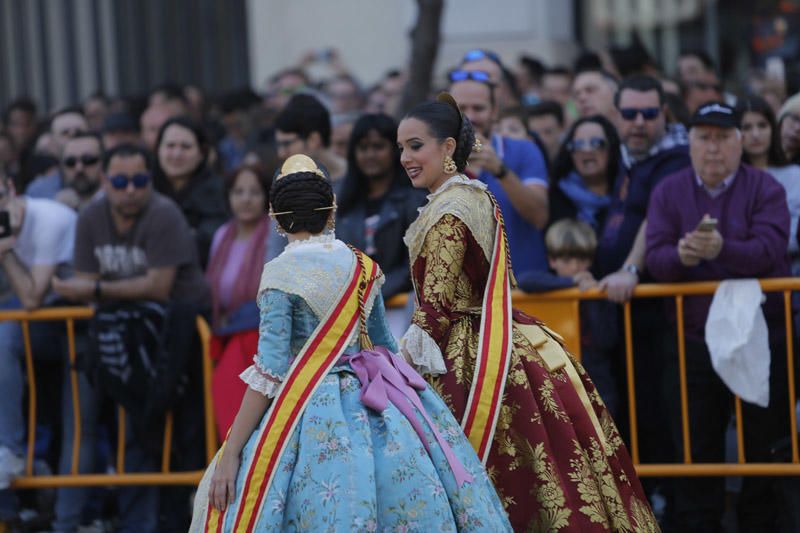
[518,218,598,291]
[496,106,553,172]
[517,218,620,416]
[496,107,529,141]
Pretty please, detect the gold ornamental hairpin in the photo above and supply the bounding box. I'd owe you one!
[271,204,337,217]
[275,154,327,181]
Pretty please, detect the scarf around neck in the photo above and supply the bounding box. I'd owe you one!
[205,215,269,329]
[558,171,612,230]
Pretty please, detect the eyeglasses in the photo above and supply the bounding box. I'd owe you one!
[462,49,502,66]
[448,70,492,83]
[567,137,608,152]
[108,173,150,190]
[618,107,661,121]
[275,136,303,150]
[62,154,100,168]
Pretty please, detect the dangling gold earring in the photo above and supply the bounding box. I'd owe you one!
[443,156,457,174]
[325,215,336,234]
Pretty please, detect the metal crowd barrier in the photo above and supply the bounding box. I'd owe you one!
[1,308,215,489]
[7,277,800,489]
[389,277,800,478]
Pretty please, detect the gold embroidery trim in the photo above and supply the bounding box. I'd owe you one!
[404,176,496,266]
[516,322,608,453]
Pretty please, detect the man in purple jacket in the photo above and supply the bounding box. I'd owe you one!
[646,101,792,532]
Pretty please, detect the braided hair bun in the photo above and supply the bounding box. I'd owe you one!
[405,92,476,172]
[269,168,334,235]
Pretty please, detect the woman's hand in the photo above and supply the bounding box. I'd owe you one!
[210,450,240,511]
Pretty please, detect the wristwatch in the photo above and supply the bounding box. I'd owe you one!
[622,264,640,278]
[494,163,508,180]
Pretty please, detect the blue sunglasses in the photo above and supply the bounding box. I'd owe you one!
[462,49,502,66]
[448,70,492,83]
[567,137,608,153]
[109,173,150,190]
[618,107,660,121]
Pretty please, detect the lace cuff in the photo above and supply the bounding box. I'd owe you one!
[400,324,447,375]
[239,362,283,397]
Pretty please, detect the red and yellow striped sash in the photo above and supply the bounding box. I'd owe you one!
[461,202,513,463]
[206,252,379,532]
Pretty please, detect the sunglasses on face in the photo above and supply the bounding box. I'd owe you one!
[448,70,492,83]
[108,173,150,190]
[567,137,608,152]
[62,154,100,168]
[463,49,502,66]
[618,107,661,121]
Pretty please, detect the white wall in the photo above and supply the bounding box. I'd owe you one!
[246,0,577,90]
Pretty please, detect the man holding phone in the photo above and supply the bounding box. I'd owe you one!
[448,69,550,275]
[0,170,77,523]
[646,101,792,531]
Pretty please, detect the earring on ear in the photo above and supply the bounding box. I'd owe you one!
[443,156,457,174]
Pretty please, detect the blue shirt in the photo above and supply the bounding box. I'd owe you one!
[25,171,63,200]
[478,134,549,275]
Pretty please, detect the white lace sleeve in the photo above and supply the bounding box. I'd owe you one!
[239,358,283,397]
[400,323,447,375]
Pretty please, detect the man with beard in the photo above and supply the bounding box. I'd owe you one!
[52,144,209,532]
[55,133,104,211]
[449,71,550,275]
[26,108,89,199]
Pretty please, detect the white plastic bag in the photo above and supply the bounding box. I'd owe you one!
[705,279,770,407]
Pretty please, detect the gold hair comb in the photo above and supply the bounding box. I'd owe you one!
[275,154,327,181]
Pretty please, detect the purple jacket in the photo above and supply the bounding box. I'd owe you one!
[645,164,790,341]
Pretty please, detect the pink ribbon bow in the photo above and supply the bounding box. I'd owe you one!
[345,347,473,487]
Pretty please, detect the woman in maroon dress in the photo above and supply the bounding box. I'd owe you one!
[397,94,659,532]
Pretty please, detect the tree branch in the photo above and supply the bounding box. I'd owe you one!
[398,0,444,117]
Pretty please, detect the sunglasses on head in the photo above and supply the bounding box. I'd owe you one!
[448,70,492,83]
[618,107,661,121]
[62,154,100,168]
[567,137,608,152]
[108,173,150,190]
[462,49,501,65]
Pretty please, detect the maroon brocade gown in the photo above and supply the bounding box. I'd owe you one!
[402,177,659,532]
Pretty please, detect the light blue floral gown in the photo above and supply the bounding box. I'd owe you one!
[191,236,511,532]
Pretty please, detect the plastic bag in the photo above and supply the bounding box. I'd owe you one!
[705,279,770,407]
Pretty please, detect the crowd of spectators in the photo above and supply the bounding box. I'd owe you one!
[1,40,800,532]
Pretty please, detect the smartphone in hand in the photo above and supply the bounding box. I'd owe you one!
[696,217,718,232]
[0,211,10,238]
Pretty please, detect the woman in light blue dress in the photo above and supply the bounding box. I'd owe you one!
[190,155,510,532]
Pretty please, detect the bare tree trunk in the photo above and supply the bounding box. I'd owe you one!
[398,0,444,117]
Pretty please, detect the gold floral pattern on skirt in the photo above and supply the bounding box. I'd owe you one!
[409,209,660,532]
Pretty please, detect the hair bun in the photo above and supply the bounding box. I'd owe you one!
[436,92,461,116]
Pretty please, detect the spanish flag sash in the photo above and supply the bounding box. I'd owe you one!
[205,251,379,532]
[461,199,514,464]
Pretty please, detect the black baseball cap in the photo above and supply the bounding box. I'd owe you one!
[689,101,738,129]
